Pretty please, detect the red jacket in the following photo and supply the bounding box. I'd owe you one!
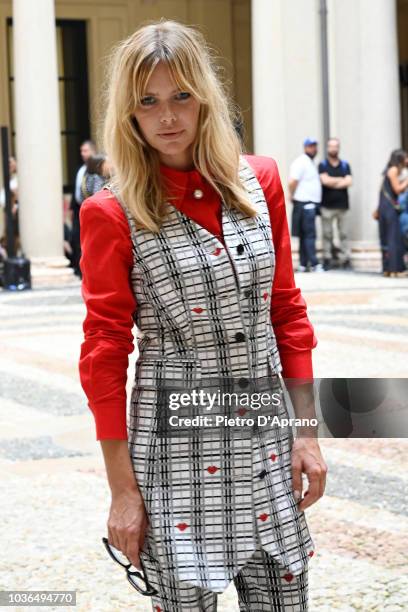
[79,155,318,440]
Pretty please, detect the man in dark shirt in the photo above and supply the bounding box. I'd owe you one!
[318,138,353,270]
[70,139,96,278]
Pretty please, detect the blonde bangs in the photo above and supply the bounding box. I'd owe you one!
[132,51,206,111]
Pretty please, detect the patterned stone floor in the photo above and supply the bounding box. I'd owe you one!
[0,268,407,611]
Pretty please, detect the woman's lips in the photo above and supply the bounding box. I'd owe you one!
[158,130,184,140]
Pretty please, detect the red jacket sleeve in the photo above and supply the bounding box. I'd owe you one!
[79,191,136,440]
[245,155,318,381]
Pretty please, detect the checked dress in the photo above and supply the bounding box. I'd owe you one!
[104,156,315,595]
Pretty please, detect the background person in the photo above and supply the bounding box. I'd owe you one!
[80,154,110,201]
[70,140,96,277]
[378,149,408,277]
[397,156,408,262]
[0,156,18,209]
[289,138,324,272]
[318,138,353,270]
[0,156,20,256]
[398,187,408,254]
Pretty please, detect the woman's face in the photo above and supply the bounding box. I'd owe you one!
[133,62,200,170]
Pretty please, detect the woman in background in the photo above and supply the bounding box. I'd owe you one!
[378,149,408,277]
[80,154,111,201]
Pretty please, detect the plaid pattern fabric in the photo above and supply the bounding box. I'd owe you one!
[107,157,314,593]
[140,538,308,611]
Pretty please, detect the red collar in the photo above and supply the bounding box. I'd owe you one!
[160,163,211,204]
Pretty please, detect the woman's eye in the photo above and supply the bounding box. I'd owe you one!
[175,92,191,101]
[139,92,190,106]
[140,96,156,106]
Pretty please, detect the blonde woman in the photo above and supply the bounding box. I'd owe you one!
[79,19,327,611]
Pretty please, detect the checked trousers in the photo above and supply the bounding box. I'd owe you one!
[140,534,308,612]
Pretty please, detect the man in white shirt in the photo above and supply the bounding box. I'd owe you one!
[288,138,324,272]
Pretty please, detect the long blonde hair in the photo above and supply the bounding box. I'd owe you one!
[103,19,257,232]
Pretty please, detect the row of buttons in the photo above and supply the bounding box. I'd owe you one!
[191,188,245,254]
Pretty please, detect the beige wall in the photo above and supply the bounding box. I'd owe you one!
[328,0,401,249]
[0,0,253,157]
[252,0,323,177]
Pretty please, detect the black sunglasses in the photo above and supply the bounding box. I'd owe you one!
[102,537,158,596]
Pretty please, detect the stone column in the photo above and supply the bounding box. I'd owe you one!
[251,0,323,266]
[251,0,323,174]
[328,0,401,251]
[13,0,64,261]
[251,0,286,167]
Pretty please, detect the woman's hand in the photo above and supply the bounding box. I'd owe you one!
[286,383,327,511]
[99,439,149,570]
[107,487,149,570]
[291,437,328,512]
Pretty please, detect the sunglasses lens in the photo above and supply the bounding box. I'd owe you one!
[106,543,132,567]
[128,571,150,590]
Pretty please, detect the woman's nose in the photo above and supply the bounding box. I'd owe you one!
[159,103,176,124]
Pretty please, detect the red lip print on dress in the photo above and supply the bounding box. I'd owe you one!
[212,247,222,256]
[206,466,219,474]
[258,513,269,522]
[308,550,315,557]
[283,573,294,582]
[270,453,277,461]
[176,523,189,531]
[262,292,268,300]
[192,307,205,313]
[237,407,247,417]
